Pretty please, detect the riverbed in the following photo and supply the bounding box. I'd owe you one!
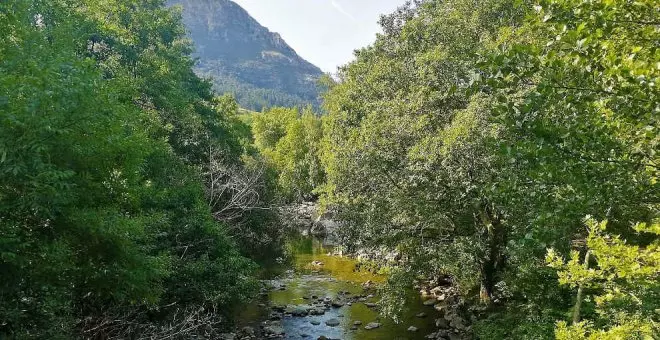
[236,236,441,339]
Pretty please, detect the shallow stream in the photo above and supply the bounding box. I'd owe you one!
[237,236,440,339]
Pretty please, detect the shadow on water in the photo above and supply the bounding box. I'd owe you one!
[237,235,439,339]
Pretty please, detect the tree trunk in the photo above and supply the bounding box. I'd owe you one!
[479,206,505,305]
[572,250,590,324]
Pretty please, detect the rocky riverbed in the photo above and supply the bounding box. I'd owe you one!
[226,236,472,340]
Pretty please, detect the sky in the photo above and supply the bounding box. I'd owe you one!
[232,0,407,73]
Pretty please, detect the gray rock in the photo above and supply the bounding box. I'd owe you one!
[308,308,325,316]
[272,305,286,312]
[435,318,449,329]
[450,317,466,330]
[325,318,340,327]
[241,326,255,336]
[331,301,344,308]
[416,312,427,318]
[353,320,362,325]
[287,306,309,317]
[310,320,321,326]
[447,333,462,340]
[364,322,381,330]
[263,325,285,336]
[408,326,418,332]
[423,298,437,306]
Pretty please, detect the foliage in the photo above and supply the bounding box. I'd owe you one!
[252,106,325,202]
[319,0,659,338]
[0,0,261,338]
[547,218,659,339]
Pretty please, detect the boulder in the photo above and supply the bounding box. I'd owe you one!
[331,300,344,308]
[447,333,462,340]
[286,306,309,317]
[423,298,437,306]
[325,318,341,327]
[308,308,325,316]
[435,318,449,329]
[263,325,285,337]
[240,326,255,336]
[364,322,381,330]
[408,326,418,332]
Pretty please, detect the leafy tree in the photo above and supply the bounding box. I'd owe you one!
[0,0,260,338]
[252,106,324,201]
[320,0,658,338]
[547,218,659,339]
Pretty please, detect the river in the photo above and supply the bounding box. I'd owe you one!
[236,236,442,339]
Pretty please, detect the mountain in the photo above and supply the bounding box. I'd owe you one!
[168,0,324,111]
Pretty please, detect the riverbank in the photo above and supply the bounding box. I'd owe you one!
[220,235,478,339]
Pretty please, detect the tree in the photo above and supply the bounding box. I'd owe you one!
[0,1,259,337]
[547,218,659,339]
[252,106,325,202]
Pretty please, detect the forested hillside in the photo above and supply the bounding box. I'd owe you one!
[1,0,657,339]
[167,0,325,111]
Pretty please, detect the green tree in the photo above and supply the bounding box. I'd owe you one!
[1,1,259,338]
[547,218,659,339]
[252,106,324,201]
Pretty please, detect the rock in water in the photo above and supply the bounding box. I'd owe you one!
[364,322,381,330]
[423,298,437,306]
[408,326,418,332]
[331,300,344,308]
[325,318,340,327]
[263,325,285,337]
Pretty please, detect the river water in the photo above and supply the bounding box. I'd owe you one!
[237,236,441,339]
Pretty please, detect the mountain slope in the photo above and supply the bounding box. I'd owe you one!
[168,0,324,111]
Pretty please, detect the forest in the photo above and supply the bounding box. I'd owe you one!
[0,0,658,339]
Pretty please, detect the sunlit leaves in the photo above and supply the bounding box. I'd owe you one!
[547,218,659,338]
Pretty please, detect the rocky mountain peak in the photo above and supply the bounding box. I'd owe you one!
[168,0,324,111]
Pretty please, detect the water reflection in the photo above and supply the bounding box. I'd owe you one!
[238,236,438,339]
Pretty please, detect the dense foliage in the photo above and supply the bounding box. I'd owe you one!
[547,218,659,339]
[0,1,266,338]
[252,106,325,202]
[319,0,658,338]
[2,0,657,338]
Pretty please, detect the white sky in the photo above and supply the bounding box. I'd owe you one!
[232,0,408,73]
